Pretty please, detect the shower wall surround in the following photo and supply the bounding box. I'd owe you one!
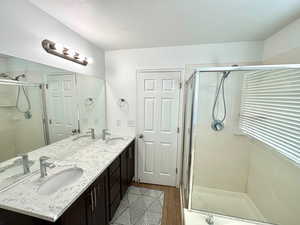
[191,71,251,193]
[247,141,300,225]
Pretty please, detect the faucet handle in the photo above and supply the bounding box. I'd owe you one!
[86,128,95,133]
[72,129,78,135]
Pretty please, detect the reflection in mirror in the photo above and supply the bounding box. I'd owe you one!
[77,74,106,137]
[0,82,45,162]
[0,53,106,190]
[46,72,78,143]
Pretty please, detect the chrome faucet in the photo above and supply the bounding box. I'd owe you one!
[102,129,111,140]
[206,215,214,225]
[19,154,30,174]
[39,156,55,178]
[87,128,96,139]
[72,128,96,141]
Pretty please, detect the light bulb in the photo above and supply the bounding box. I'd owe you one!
[77,55,85,61]
[87,57,93,63]
[54,43,64,53]
[66,49,76,57]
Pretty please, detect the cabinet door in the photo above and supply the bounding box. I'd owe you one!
[128,141,135,184]
[94,173,108,225]
[60,194,87,225]
[120,149,128,197]
[86,187,96,225]
[87,173,108,225]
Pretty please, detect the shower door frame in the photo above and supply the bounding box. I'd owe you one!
[183,63,300,225]
[181,75,196,208]
[0,80,50,146]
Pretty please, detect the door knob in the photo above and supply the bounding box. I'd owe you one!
[139,134,144,139]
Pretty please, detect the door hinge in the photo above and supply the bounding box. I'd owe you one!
[45,84,49,89]
[49,119,52,125]
[177,127,180,133]
[176,168,178,174]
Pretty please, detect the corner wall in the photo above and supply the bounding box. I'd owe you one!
[0,0,105,78]
[263,17,300,64]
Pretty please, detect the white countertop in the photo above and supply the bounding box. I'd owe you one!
[0,135,135,222]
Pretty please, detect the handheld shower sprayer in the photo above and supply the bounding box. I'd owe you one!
[211,71,231,131]
[14,74,32,119]
[0,73,31,119]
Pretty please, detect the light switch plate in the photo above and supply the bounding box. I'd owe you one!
[116,120,121,127]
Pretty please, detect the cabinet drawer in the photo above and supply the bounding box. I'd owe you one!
[109,157,120,175]
[110,180,120,203]
[109,193,121,220]
[109,166,120,188]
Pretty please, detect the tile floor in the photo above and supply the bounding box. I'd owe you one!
[110,186,164,225]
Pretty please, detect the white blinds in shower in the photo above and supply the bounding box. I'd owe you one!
[240,69,300,164]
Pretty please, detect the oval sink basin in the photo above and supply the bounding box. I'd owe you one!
[105,137,125,145]
[38,167,83,195]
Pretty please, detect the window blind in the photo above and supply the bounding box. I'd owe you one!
[240,69,300,164]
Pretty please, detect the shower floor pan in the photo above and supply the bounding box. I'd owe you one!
[191,186,267,223]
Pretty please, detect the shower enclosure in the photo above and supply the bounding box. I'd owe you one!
[181,65,300,225]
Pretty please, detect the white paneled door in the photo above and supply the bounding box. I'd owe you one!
[137,71,181,186]
[46,74,77,143]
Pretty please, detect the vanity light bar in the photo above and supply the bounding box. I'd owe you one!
[42,39,91,66]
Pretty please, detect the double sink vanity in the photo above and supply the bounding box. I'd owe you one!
[0,133,135,225]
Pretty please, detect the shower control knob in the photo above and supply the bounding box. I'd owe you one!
[139,134,144,139]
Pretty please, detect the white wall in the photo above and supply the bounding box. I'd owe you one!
[0,0,105,78]
[263,17,300,63]
[105,41,263,135]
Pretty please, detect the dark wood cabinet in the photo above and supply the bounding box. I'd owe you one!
[86,171,108,225]
[120,149,129,197]
[108,157,121,220]
[59,193,87,225]
[120,141,135,198]
[127,141,135,185]
[0,139,135,225]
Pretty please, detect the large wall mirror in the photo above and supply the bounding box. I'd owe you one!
[0,54,106,165]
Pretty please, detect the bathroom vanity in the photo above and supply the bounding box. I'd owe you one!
[0,137,135,225]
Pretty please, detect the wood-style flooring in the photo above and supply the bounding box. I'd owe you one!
[131,182,182,225]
